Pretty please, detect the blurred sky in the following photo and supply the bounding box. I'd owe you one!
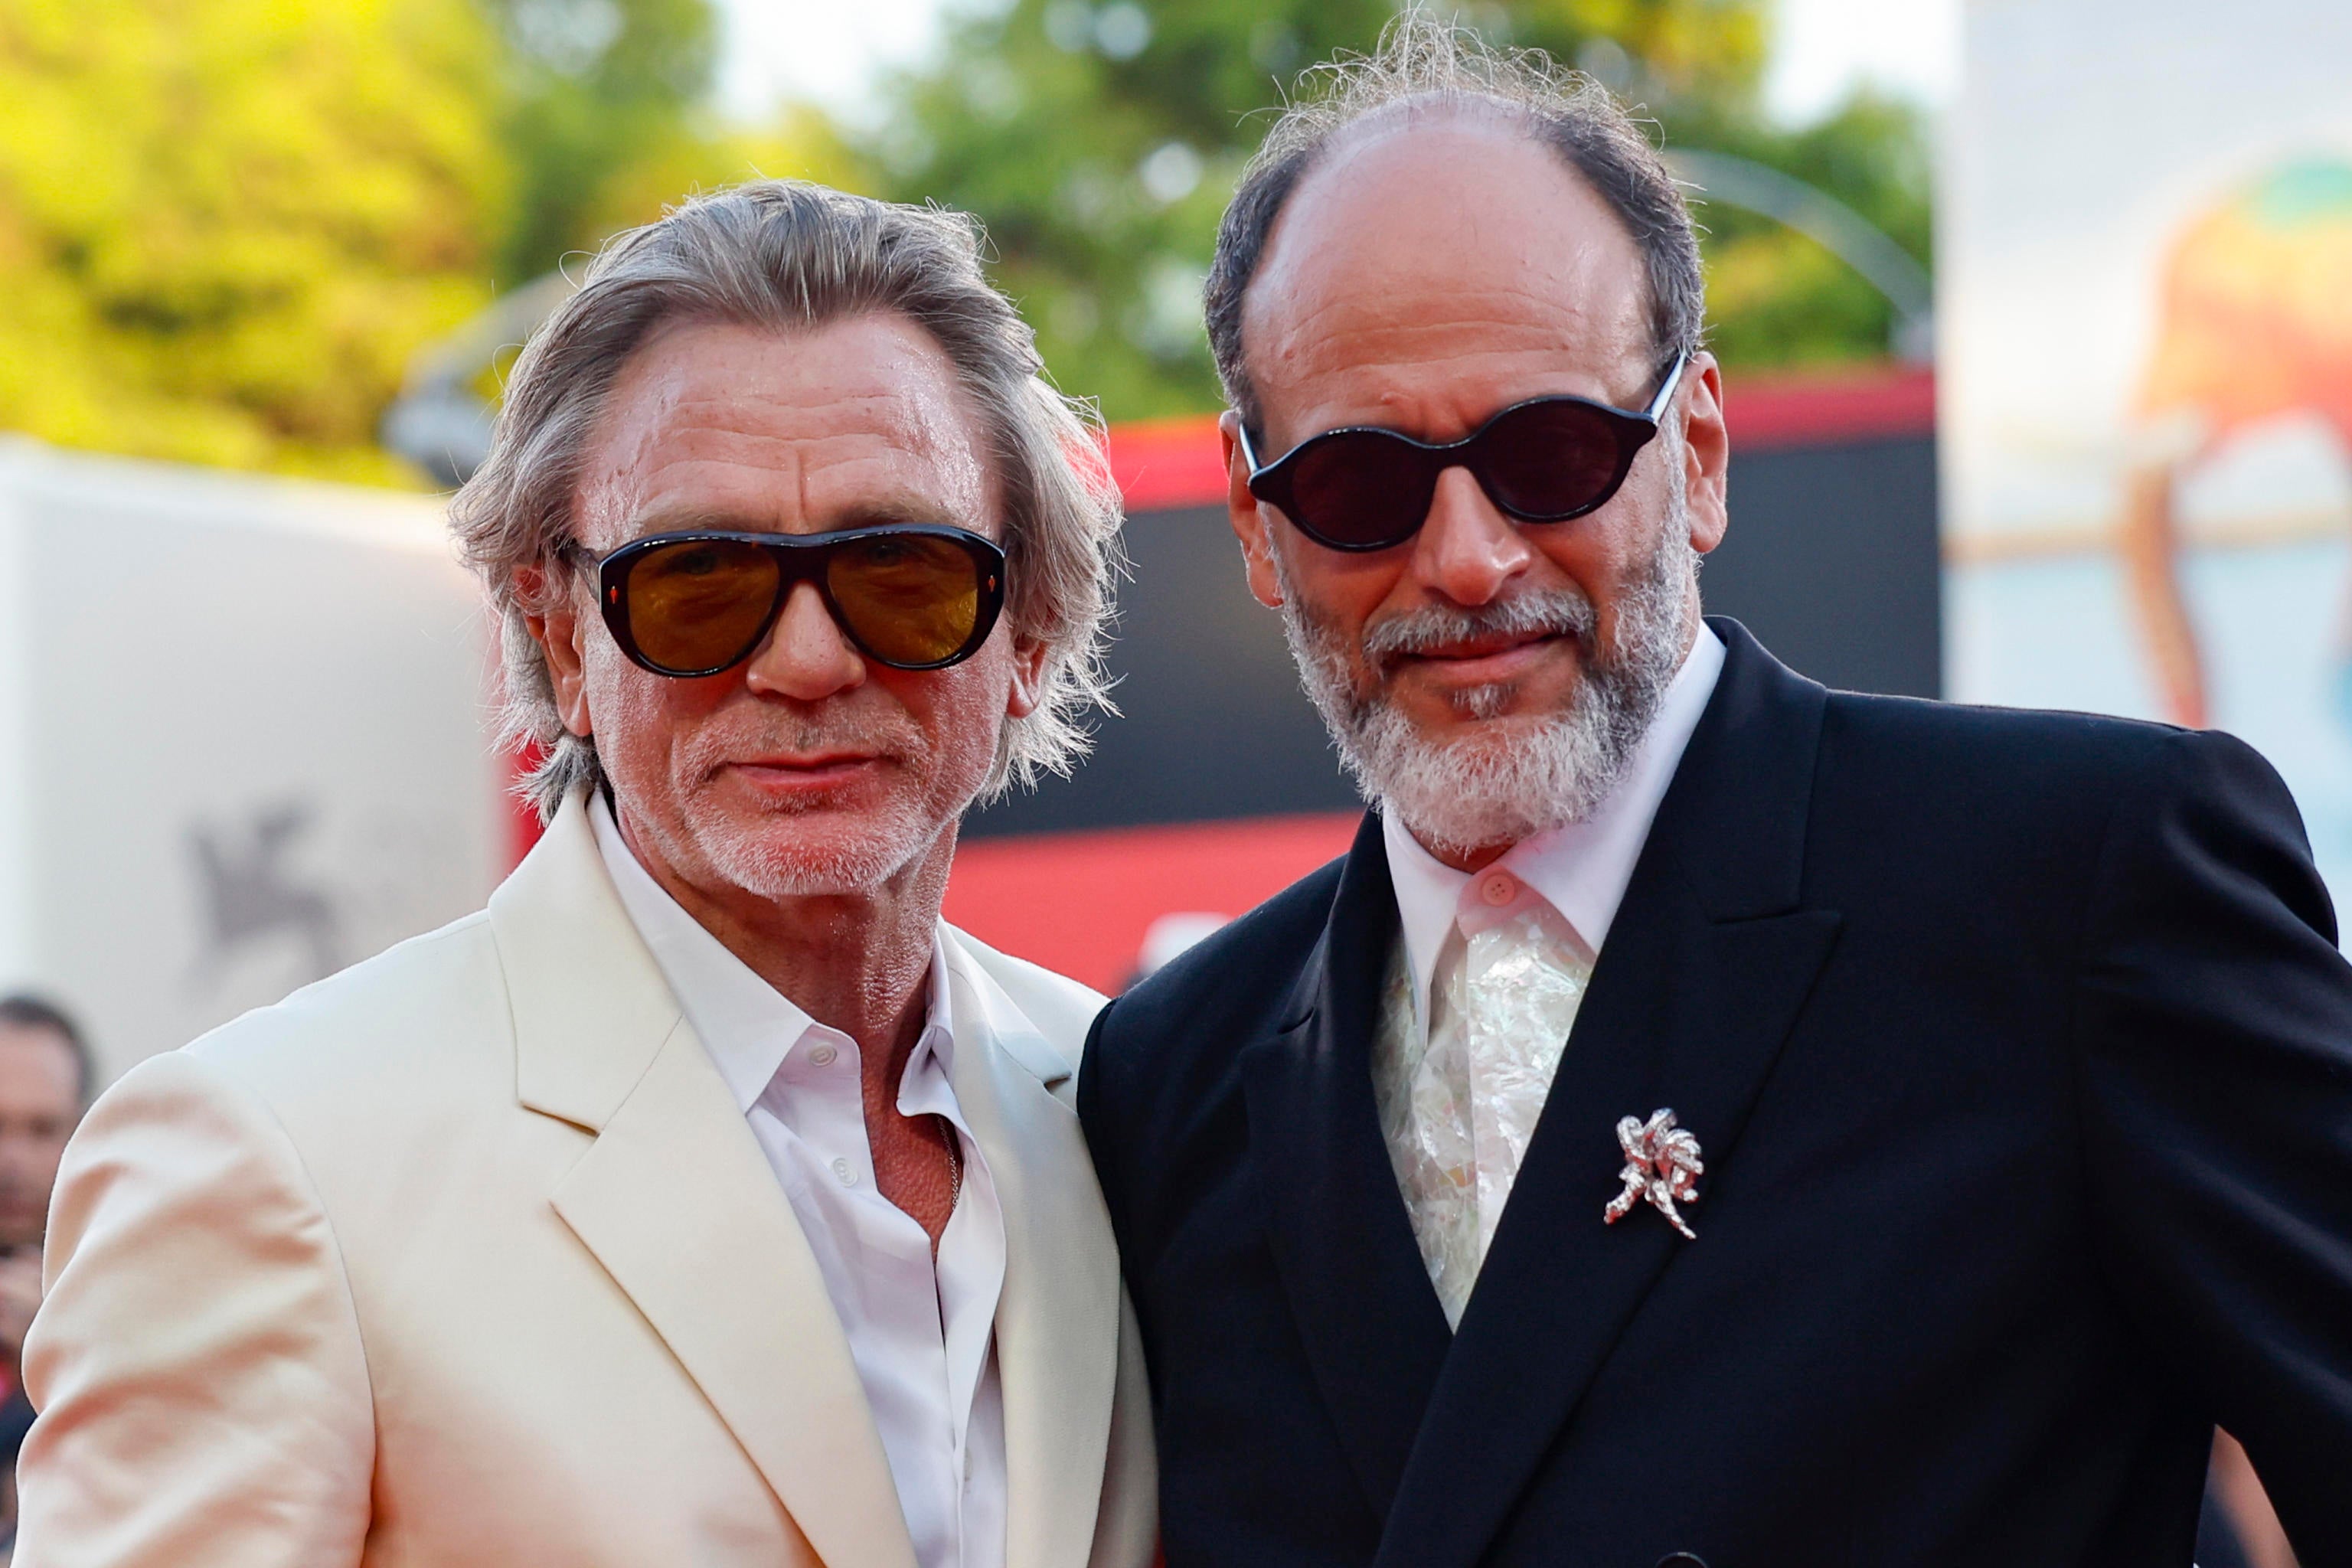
[714,0,1963,129]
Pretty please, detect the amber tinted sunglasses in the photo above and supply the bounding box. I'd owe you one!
[590,525,1007,678]
[1237,351,1688,552]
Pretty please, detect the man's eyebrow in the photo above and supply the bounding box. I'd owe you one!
[829,498,972,530]
[616,495,977,539]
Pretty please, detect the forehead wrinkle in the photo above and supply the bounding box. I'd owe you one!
[1254,225,1644,353]
[573,329,998,547]
[644,389,942,475]
[621,442,978,535]
[1266,285,1609,365]
[573,332,994,596]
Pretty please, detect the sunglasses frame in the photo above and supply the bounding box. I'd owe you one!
[591,523,1008,678]
[1236,351,1690,552]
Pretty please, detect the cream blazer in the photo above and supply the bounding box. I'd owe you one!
[15,794,1157,1568]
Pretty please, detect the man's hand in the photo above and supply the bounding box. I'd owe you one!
[0,1249,43,1363]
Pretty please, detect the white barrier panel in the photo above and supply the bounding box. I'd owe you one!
[0,439,504,1089]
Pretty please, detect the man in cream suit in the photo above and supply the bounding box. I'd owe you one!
[15,181,1155,1568]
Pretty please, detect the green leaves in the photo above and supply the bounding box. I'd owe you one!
[484,0,718,284]
[0,0,510,482]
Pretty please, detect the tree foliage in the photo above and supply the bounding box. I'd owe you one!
[482,0,718,285]
[0,0,851,485]
[0,0,511,482]
[864,0,1933,420]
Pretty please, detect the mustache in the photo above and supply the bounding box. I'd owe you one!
[1360,586,1600,667]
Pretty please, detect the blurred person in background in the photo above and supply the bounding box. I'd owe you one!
[1079,19,2352,1568]
[14,182,1154,1568]
[0,996,88,1560]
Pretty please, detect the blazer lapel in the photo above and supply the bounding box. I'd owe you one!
[942,939,1121,1568]
[1240,813,1455,1524]
[499,795,919,1568]
[1374,620,1844,1568]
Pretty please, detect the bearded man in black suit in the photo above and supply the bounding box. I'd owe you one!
[1076,21,2352,1568]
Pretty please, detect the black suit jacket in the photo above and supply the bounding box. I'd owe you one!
[1079,620,2352,1568]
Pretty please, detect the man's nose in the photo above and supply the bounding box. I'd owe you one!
[1406,464,1537,606]
[743,582,864,701]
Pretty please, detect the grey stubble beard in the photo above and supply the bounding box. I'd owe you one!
[665,708,959,900]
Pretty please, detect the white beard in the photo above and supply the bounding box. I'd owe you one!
[1277,485,1700,862]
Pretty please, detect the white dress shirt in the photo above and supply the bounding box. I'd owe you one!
[1374,626,1726,1321]
[591,797,1007,1568]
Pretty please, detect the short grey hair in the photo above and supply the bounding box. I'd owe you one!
[1204,13,1705,430]
[450,180,1122,819]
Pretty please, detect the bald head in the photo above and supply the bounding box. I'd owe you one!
[1241,108,1661,452]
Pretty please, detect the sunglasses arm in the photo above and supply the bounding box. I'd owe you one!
[1234,420,1269,482]
[1645,351,1690,423]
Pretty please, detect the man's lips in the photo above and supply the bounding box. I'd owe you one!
[721,751,885,784]
[1391,629,1571,680]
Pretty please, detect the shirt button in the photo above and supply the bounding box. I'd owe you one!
[808,1043,838,1067]
[831,1157,858,1187]
[1479,870,1518,906]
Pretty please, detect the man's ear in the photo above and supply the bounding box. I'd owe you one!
[519,564,595,739]
[1004,631,1050,720]
[1220,410,1285,609]
[1681,352,1730,557]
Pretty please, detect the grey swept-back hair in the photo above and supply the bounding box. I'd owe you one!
[450,180,1122,820]
[1204,12,1706,430]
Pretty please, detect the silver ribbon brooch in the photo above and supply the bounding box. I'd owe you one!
[1602,1108,1703,1240]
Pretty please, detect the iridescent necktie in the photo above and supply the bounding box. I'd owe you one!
[1374,881,1593,1328]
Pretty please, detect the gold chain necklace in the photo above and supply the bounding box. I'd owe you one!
[937,1114,965,1210]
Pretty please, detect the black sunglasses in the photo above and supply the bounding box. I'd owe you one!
[1237,351,1689,552]
[588,524,1007,678]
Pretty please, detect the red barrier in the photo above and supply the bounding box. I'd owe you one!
[944,813,1360,992]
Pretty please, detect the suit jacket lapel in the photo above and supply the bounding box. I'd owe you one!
[942,939,1121,1568]
[1240,813,1455,1524]
[499,795,919,1568]
[1374,620,1844,1568]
